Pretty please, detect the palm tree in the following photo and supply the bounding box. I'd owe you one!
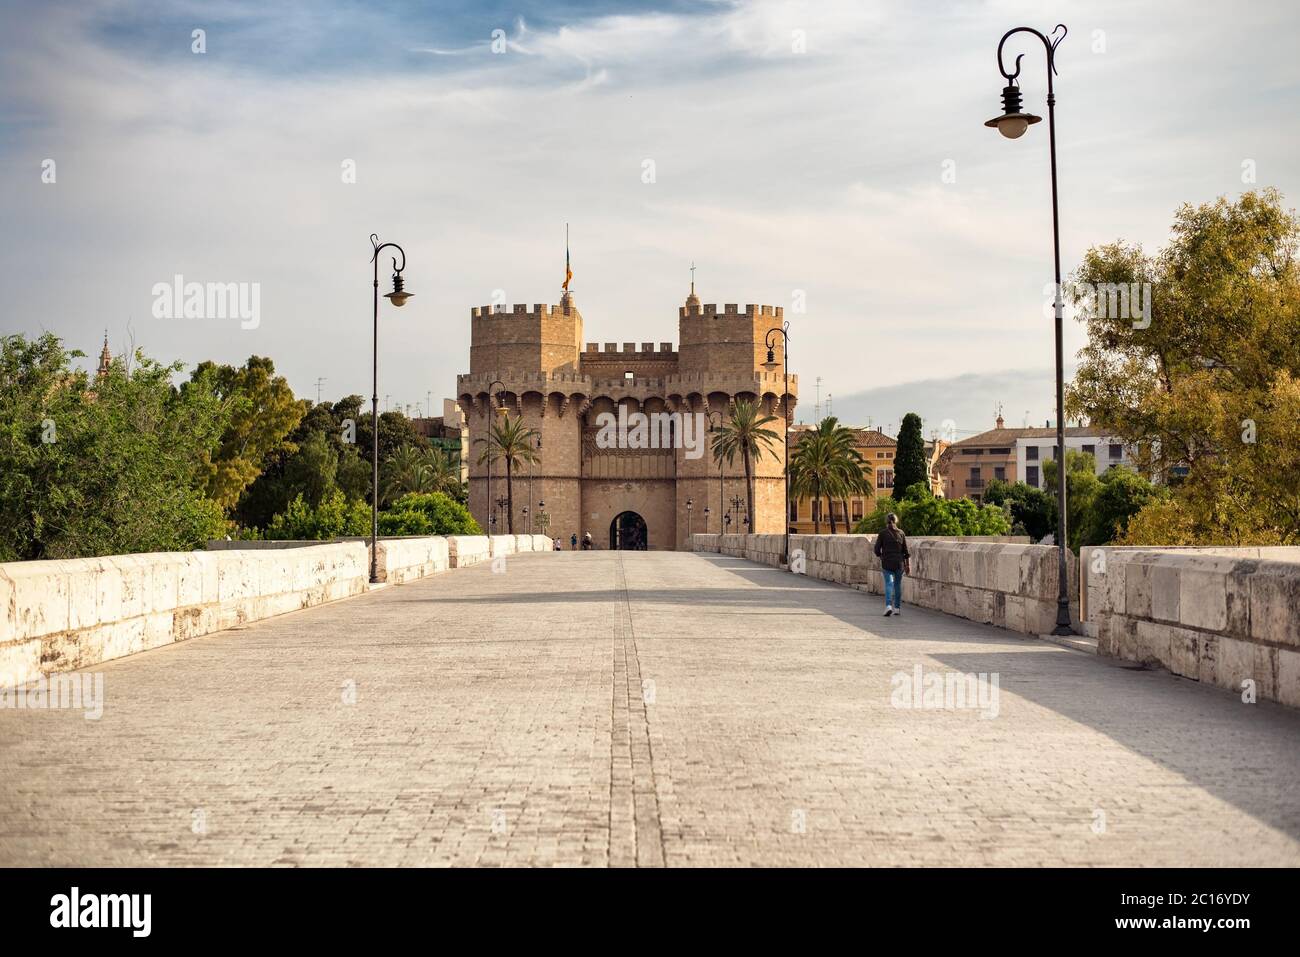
[789,417,866,534]
[380,444,430,506]
[474,414,539,533]
[710,398,781,530]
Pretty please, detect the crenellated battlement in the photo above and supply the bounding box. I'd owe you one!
[471,303,579,321]
[679,303,784,319]
[582,341,676,355]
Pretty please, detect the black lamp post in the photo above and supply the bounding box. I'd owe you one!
[703,504,711,534]
[763,322,791,565]
[686,497,693,543]
[485,378,505,535]
[369,234,412,584]
[986,23,1073,636]
[706,409,724,538]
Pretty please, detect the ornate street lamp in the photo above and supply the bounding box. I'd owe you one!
[703,504,711,534]
[686,497,693,543]
[369,234,411,584]
[985,23,1073,635]
[763,321,791,566]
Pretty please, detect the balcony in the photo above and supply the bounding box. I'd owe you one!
[965,479,985,489]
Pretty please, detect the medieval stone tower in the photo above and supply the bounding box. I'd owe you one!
[457,284,797,549]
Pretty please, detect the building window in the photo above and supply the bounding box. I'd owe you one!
[1082,444,1095,457]
[812,500,821,522]
[1109,443,1123,459]
[877,451,889,459]
[994,466,1006,481]
[1051,445,1060,460]
[852,499,864,521]
[789,500,798,521]
[1026,446,1039,461]
[624,371,634,380]
[990,447,1011,455]
[877,469,894,489]
[1026,465,1039,488]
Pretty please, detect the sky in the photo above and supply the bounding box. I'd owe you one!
[3,0,1298,439]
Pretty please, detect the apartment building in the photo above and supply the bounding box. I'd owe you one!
[788,425,896,532]
[945,414,1133,502]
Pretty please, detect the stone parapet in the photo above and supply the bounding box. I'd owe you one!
[0,543,368,688]
[1081,546,1300,708]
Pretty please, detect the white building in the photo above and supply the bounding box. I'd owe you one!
[1014,426,1135,491]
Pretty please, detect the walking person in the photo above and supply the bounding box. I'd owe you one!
[570,533,578,551]
[873,513,910,617]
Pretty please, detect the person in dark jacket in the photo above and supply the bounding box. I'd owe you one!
[873,513,910,616]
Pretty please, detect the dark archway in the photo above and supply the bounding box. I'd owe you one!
[609,511,648,551]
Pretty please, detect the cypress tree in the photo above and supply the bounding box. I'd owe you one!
[892,412,929,500]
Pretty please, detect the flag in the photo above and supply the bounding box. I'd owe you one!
[563,225,572,290]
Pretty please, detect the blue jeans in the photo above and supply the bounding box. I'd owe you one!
[882,568,903,608]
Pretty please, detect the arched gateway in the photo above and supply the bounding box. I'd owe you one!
[610,511,648,550]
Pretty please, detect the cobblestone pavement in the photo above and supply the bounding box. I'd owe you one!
[3,551,1298,867]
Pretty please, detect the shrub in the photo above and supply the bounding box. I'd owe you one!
[377,492,482,536]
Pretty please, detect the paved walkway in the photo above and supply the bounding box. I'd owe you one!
[2,551,1298,866]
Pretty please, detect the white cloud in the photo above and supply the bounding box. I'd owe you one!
[1,0,1298,430]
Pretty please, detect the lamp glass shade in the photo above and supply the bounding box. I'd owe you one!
[385,289,413,307]
[984,112,1040,139]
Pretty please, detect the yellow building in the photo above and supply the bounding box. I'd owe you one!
[787,426,897,533]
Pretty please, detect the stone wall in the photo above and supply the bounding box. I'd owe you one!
[696,532,1073,636]
[374,538,449,584]
[1081,546,1300,707]
[0,543,368,689]
[1,535,556,689]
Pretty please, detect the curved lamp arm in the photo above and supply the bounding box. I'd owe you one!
[996,24,1066,90]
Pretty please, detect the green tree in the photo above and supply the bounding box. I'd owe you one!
[892,412,928,500]
[381,444,462,505]
[983,479,1058,541]
[475,413,539,534]
[0,333,229,560]
[788,417,866,533]
[854,482,1010,537]
[1067,189,1300,544]
[378,492,482,536]
[264,489,371,540]
[1043,450,1101,550]
[194,356,305,511]
[1081,466,1167,546]
[711,398,782,530]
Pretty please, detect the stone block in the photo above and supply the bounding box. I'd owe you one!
[0,570,13,646]
[0,638,41,688]
[1150,560,1180,624]
[1249,560,1300,647]
[1178,561,1228,633]
[66,559,101,631]
[1124,561,1154,619]
[6,560,70,641]
[1277,647,1300,709]
[1135,619,1173,668]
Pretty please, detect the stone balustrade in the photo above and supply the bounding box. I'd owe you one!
[694,533,1300,706]
[0,543,367,689]
[1,534,556,689]
[1081,546,1300,707]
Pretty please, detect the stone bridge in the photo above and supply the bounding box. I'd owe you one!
[1,535,1298,866]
